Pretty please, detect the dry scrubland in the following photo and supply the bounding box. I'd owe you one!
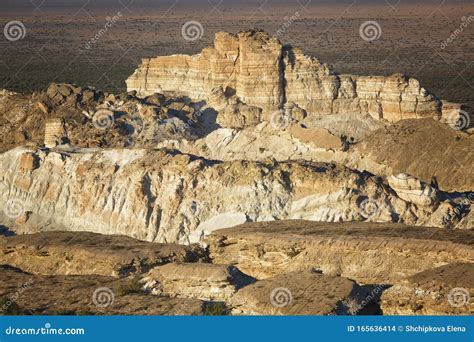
[0,2,473,112]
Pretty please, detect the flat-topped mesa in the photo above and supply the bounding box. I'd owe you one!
[126,29,451,125]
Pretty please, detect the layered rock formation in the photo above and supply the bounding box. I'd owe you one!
[1,146,421,243]
[127,29,457,126]
[230,270,366,315]
[381,263,473,315]
[0,232,205,277]
[142,263,255,301]
[205,221,474,284]
[0,265,205,315]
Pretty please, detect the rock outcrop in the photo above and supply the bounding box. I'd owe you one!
[2,146,433,244]
[0,231,206,277]
[0,265,204,315]
[127,29,453,126]
[230,270,366,315]
[142,263,255,301]
[381,263,473,315]
[205,220,474,284]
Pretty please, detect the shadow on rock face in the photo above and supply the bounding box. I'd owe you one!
[0,225,15,237]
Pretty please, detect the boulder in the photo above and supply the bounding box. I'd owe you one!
[142,263,255,301]
[230,270,365,315]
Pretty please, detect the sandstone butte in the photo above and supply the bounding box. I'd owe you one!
[126,29,462,126]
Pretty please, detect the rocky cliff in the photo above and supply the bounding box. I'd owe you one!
[126,29,457,126]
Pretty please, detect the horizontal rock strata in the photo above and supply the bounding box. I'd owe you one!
[127,29,452,125]
[205,220,474,284]
[142,263,255,301]
[0,231,205,277]
[1,146,434,244]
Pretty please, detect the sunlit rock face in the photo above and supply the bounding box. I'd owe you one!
[127,29,444,125]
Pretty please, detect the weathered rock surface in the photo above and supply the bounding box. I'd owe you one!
[0,231,206,277]
[381,263,473,315]
[127,29,453,126]
[205,220,474,284]
[352,118,474,192]
[142,263,255,301]
[0,265,204,315]
[0,83,212,153]
[230,270,365,315]
[2,146,443,244]
[388,173,439,207]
